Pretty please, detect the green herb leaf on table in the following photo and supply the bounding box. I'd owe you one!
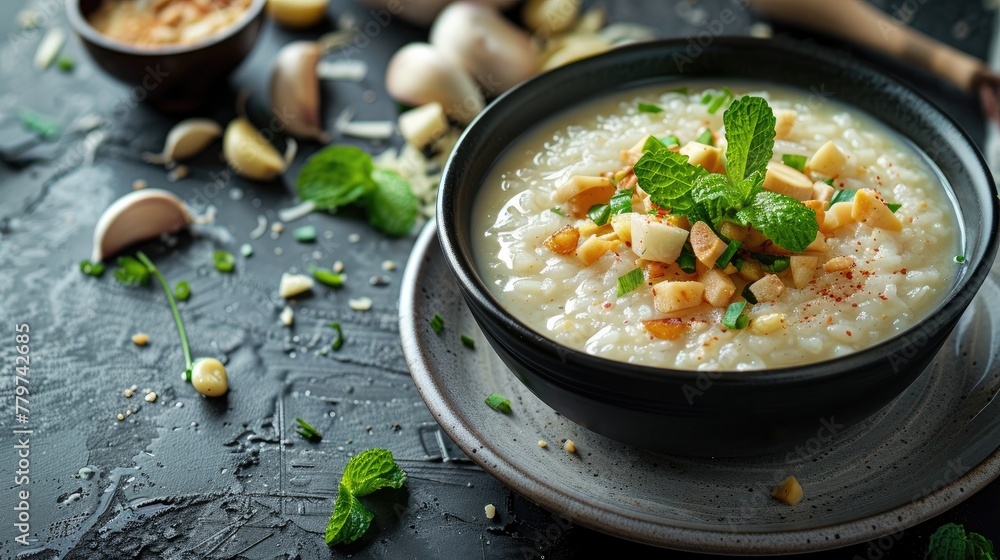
[485,393,512,414]
[312,266,345,287]
[325,483,376,546]
[461,334,475,349]
[19,108,60,140]
[295,417,323,441]
[57,57,74,72]
[294,225,317,242]
[174,280,191,301]
[114,256,150,286]
[297,146,376,211]
[330,322,344,350]
[364,168,418,237]
[80,260,105,277]
[213,250,235,273]
[341,448,408,497]
[925,523,997,560]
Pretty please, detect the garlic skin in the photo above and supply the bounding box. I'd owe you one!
[386,43,484,125]
[270,41,328,142]
[143,118,223,165]
[430,2,538,94]
[92,189,192,262]
[356,0,519,26]
[266,0,329,28]
[223,118,294,181]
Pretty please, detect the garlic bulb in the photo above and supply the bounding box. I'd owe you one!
[91,189,193,262]
[222,117,296,181]
[385,43,484,125]
[430,2,538,93]
[270,41,328,142]
[143,118,222,165]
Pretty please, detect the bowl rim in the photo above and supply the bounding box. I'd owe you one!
[65,0,267,56]
[437,36,1000,388]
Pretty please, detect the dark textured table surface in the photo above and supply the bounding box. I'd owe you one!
[0,0,997,558]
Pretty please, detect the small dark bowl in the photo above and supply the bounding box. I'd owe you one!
[438,37,999,457]
[66,0,266,112]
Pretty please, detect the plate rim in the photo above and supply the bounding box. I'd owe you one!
[400,221,1000,555]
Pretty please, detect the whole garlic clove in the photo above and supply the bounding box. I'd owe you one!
[143,118,223,165]
[522,0,580,37]
[223,117,296,181]
[91,189,193,263]
[430,2,539,94]
[270,41,328,142]
[385,43,484,125]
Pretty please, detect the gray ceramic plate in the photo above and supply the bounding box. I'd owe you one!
[399,222,1000,555]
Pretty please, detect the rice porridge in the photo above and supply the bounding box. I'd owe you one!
[471,85,961,370]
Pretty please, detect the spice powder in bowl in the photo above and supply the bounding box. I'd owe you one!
[88,0,254,48]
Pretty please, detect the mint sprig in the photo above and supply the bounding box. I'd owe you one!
[634,93,818,252]
[325,448,407,547]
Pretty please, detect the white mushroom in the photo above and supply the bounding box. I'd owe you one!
[385,43,484,125]
[143,118,222,165]
[355,0,519,26]
[429,2,539,94]
[91,189,192,262]
[270,41,327,142]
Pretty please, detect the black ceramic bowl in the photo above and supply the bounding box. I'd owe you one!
[437,37,1000,457]
[66,0,266,112]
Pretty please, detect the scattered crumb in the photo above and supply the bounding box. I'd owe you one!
[167,165,188,182]
[382,260,396,271]
[124,385,137,398]
[132,179,147,190]
[362,90,376,103]
[116,413,125,421]
[333,261,345,273]
[272,222,284,233]
[274,247,283,256]
[563,440,576,453]
[349,297,373,311]
[348,233,361,243]
[280,306,294,326]
[771,476,803,505]
[240,243,253,257]
[484,504,496,520]
[537,440,548,448]
[131,333,149,346]
[144,392,157,403]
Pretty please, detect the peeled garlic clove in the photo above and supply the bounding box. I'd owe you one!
[430,2,539,93]
[92,189,192,263]
[279,272,314,298]
[386,43,484,125]
[143,118,222,165]
[398,102,449,149]
[191,357,228,397]
[523,0,580,37]
[540,36,612,71]
[223,117,290,181]
[266,0,329,28]
[270,41,328,142]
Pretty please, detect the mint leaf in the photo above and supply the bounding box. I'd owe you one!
[925,523,997,560]
[691,174,746,228]
[736,191,818,252]
[297,146,376,211]
[723,96,776,189]
[325,483,375,546]
[634,149,707,216]
[341,448,408,497]
[364,168,418,237]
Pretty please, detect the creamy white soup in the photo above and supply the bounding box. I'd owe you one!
[472,84,961,370]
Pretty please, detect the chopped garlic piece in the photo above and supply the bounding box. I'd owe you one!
[484,504,496,519]
[349,297,373,311]
[279,273,314,298]
[280,306,294,326]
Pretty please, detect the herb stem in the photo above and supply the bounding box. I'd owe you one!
[136,251,193,371]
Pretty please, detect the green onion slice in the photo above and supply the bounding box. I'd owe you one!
[485,393,512,414]
[616,268,644,297]
[722,301,750,330]
[781,154,807,173]
[742,283,758,304]
[430,313,444,334]
[638,102,663,113]
[213,250,235,273]
[715,240,742,268]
